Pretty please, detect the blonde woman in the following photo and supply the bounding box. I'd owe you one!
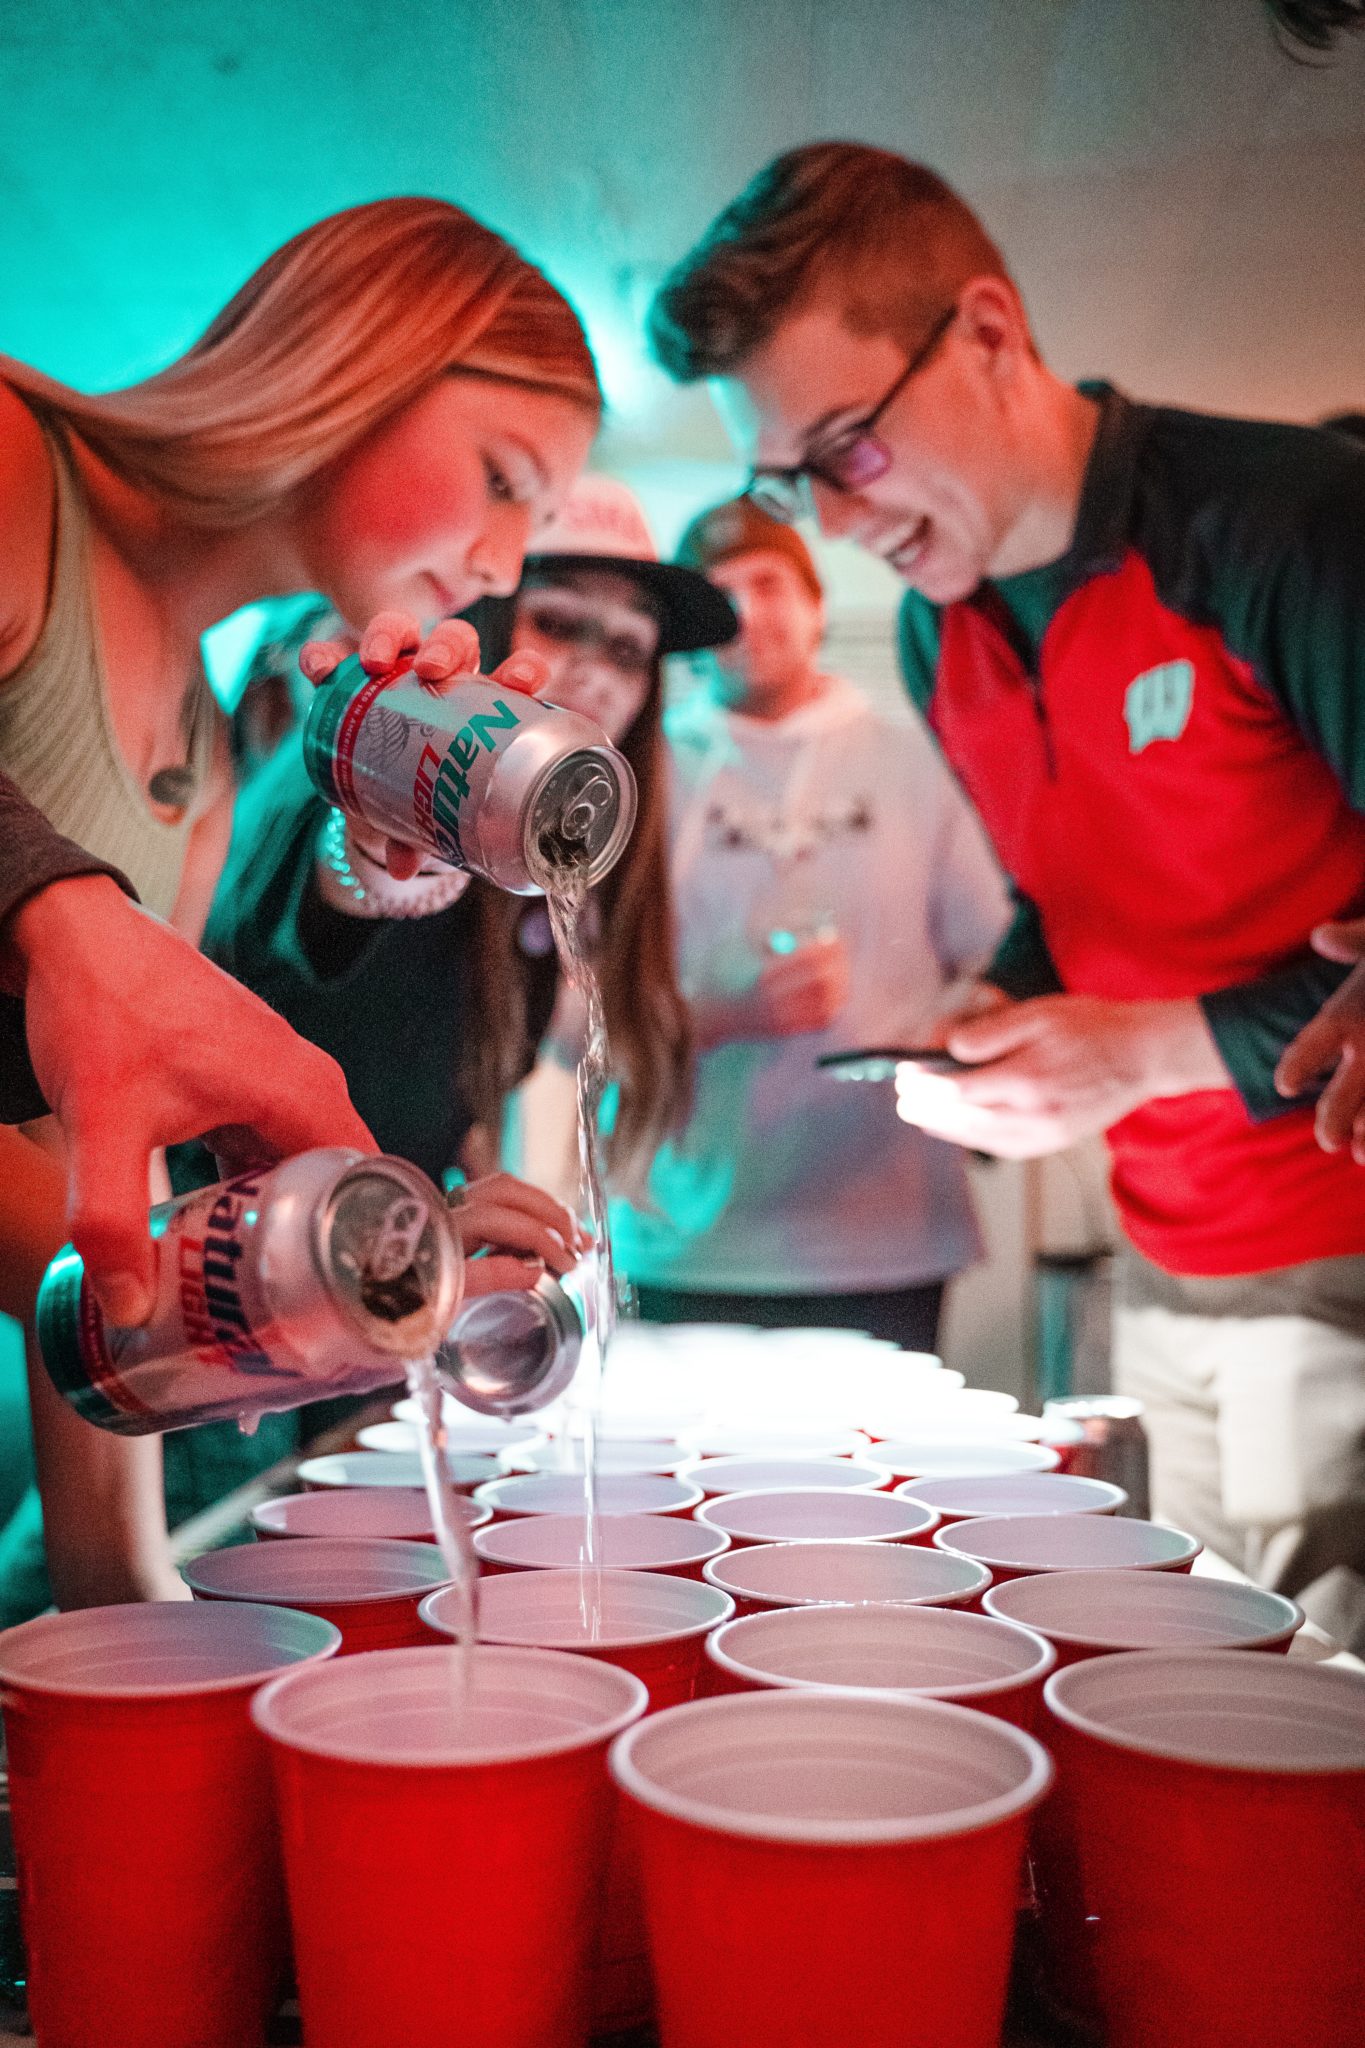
[0,198,599,1608]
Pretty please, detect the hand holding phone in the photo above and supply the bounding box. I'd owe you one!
[816,1046,973,1083]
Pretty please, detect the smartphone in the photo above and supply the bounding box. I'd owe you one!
[816,1046,972,1082]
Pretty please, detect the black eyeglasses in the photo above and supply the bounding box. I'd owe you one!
[745,303,958,525]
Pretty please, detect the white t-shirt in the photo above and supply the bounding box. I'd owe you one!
[610,674,1013,1293]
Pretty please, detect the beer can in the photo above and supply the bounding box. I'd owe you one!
[438,1274,583,1417]
[36,1150,463,1436]
[303,656,637,894]
[1042,1395,1151,1519]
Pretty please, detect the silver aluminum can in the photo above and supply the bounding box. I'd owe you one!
[1042,1395,1150,1519]
[36,1150,463,1436]
[437,1273,583,1417]
[302,655,637,894]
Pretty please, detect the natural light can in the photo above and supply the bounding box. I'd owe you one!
[302,655,637,894]
[36,1149,463,1435]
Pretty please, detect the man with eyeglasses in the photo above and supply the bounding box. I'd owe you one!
[610,493,1009,1351]
[649,141,1365,1650]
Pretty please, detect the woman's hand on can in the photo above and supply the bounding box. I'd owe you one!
[449,1171,590,1296]
[298,613,552,879]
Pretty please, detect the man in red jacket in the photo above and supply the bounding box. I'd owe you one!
[649,141,1365,1647]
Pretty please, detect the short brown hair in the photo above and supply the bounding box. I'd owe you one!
[649,142,1013,382]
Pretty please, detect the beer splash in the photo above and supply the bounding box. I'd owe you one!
[542,855,612,1638]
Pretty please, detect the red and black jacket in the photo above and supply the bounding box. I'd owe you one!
[898,385,1365,1277]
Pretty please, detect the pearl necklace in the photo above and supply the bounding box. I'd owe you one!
[316,808,472,920]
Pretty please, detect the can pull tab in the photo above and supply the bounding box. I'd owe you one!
[365,1197,430,1284]
[556,759,618,846]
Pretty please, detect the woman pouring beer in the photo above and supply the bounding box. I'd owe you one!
[0,196,604,1612]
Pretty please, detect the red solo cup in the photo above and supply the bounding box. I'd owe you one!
[702,1539,992,1616]
[705,1602,1055,1730]
[1015,1579,1298,2029]
[874,1438,1061,1483]
[688,1426,872,1459]
[375,1409,544,1452]
[423,1567,733,1710]
[251,1486,492,1544]
[677,1455,893,1497]
[611,1689,1052,2048]
[474,1511,730,1580]
[936,1513,1201,1581]
[1037,1412,1087,1472]
[1041,1650,1365,2048]
[696,1487,939,1548]
[860,1386,1023,1440]
[297,1448,501,1495]
[504,1439,683,1476]
[254,1644,646,2048]
[474,1472,705,1520]
[0,1600,339,2048]
[183,1536,449,1653]
[426,1565,731,2034]
[898,1472,1126,1523]
[984,1566,1303,1666]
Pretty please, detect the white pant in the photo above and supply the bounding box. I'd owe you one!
[1113,1253,1365,1654]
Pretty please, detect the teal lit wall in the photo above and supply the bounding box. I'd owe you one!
[3,0,1364,455]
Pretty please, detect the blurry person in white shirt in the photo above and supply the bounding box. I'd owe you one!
[611,496,1011,1350]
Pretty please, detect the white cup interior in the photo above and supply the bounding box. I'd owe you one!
[689,1428,871,1460]
[898,1474,1125,1519]
[382,1409,542,1450]
[425,1566,733,1649]
[984,1568,1302,1650]
[251,1488,489,1542]
[475,1472,703,1517]
[182,1537,450,1605]
[253,1643,646,1765]
[1046,1649,1365,1771]
[679,1456,890,1497]
[697,1488,935,1545]
[474,1511,727,1571]
[509,1441,682,1476]
[939,1515,1199,1572]
[0,1599,339,1697]
[610,1689,1052,1844]
[702,1539,990,1608]
[298,1450,499,1489]
[709,1602,1054,1698]
[875,1440,1061,1480]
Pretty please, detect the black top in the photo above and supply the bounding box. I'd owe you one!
[175,739,558,1189]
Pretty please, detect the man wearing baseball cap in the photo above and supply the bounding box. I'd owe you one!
[610,494,1010,1350]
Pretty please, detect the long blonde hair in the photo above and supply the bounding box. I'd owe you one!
[1,198,601,525]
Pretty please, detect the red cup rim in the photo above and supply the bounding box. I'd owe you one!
[297,1451,499,1488]
[423,1567,735,1649]
[935,1515,1201,1572]
[896,1474,1127,1516]
[0,1599,341,1699]
[252,1642,648,1768]
[705,1602,1056,1698]
[696,1488,939,1544]
[700,1540,992,1607]
[873,1440,1061,1479]
[473,1511,729,1570]
[250,1489,492,1538]
[676,1457,894,1494]
[1044,1647,1365,1773]
[982,1568,1303,1651]
[609,1690,1054,1845]
[473,1473,706,1515]
[181,1537,451,1606]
